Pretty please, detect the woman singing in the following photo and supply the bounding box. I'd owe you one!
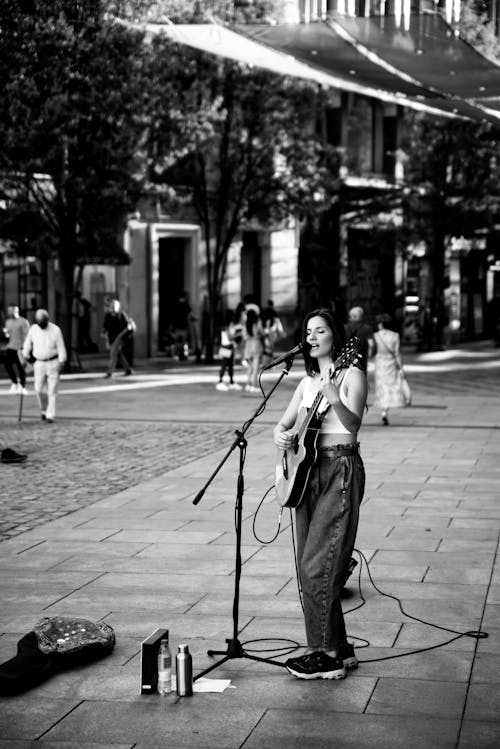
[273,309,367,680]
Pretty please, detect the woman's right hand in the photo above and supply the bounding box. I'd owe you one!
[274,427,294,450]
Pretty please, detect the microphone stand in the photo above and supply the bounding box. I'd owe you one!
[192,354,299,679]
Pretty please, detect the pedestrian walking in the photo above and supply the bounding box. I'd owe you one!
[232,303,247,364]
[273,308,367,680]
[3,305,30,394]
[102,299,134,378]
[21,309,67,423]
[73,290,93,352]
[215,311,241,391]
[344,306,373,373]
[243,308,265,393]
[372,313,410,425]
[261,299,286,364]
[172,292,192,360]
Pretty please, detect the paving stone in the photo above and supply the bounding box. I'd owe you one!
[470,652,500,683]
[0,698,80,740]
[458,721,500,749]
[242,710,460,749]
[356,647,473,681]
[366,677,467,718]
[463,683,500,722]
[41,700,265,747]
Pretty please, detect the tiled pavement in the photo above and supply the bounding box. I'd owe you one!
[0,342,499,748]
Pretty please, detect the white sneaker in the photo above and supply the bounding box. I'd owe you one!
[229,383,242,390]
[9,383,18,393]
[19,387,28,395]
[216,382,229,391]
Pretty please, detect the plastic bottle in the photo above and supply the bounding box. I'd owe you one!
[157,636,172,694]
[175,643,193,696]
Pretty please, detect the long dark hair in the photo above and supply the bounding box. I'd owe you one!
[245,308,259,335]
[302,308,347,376]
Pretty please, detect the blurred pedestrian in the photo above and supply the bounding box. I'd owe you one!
[172,292,191,360]
[3,305,30,394]
[102,299,134,378]
[372,313,409,426]
[244,308,265,393]
[261,299,278,328]
[215,311,241,391]
[261,299,285,363]
[233,303,247,364]
[73,290,93,352]
[344,306,373,374]
[243,294,260,316]
[21,309,67,423]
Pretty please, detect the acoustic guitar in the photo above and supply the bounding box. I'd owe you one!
[275,337,361,509]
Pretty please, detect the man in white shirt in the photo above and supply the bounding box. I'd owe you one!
[22,309,67,423]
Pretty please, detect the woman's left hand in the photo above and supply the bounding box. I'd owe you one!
[319,365,340,403]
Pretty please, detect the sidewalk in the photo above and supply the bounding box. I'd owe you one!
[0,343,499,748]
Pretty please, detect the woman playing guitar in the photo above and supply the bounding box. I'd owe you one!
[273,308,368,681]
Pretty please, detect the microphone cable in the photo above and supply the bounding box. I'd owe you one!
[245,509,488,662]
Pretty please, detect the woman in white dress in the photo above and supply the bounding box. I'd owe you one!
[373,313,406,425]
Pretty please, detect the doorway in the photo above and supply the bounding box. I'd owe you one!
[158,237,187,351]
[241,231,262,305]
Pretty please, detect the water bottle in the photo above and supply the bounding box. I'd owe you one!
[157,637,172,694]
[176,644,193,697]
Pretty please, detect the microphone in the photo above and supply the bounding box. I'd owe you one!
[261,343,303,370]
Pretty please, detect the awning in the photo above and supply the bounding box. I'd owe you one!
[121,17,500,125]
[240,18,500,125]
[329,13,500,101]
[126,21,466,119]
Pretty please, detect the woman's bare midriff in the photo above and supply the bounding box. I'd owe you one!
[318,433,357,448]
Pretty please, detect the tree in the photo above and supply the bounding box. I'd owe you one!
[401,112,500,345]
[142,27,340,358]
[0,0,151,352]
[398,2,500,346]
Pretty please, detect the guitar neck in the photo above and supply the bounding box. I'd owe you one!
[299,349,355,435]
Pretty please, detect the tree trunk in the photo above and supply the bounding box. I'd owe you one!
[430,216,446,351]
[58,246,77,371]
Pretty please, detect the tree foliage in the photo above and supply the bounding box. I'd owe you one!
[398,2,500,345]
[400,111,500,343]
[0,0,150,346]
[145,36,340,355]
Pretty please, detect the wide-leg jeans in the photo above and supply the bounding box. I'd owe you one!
[295,448,365,651]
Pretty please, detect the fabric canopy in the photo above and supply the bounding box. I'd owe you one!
[330,13,500,101]
[124,16,500,125]
[129,21,462,118]
[240,18,500,125]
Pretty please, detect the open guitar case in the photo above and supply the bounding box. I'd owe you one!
[0,616,115,695]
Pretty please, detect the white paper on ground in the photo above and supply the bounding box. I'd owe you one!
[193,677,232,693]
[170,675,232,693]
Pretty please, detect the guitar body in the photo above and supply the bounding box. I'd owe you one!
[275,409,323,509]
[273,336,362,510]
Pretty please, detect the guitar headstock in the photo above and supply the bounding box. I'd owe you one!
[333,336,362,371]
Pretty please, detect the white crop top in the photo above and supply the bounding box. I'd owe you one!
[299,367,354,435]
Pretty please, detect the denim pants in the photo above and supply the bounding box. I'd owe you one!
[295,446,365,651]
